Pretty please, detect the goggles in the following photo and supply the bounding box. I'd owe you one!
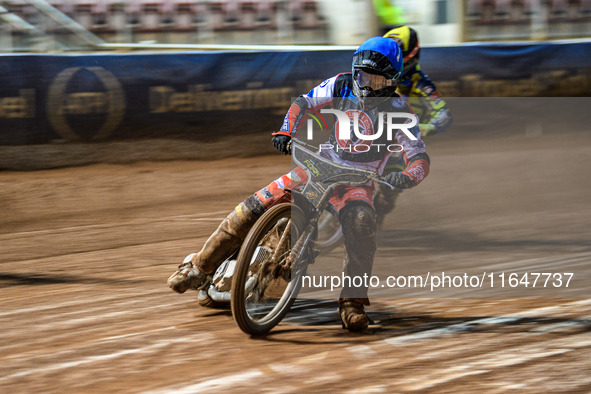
[353,69,398,91]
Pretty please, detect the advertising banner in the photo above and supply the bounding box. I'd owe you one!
[0,40,589,145]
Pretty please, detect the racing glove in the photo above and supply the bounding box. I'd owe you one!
[386,153,430,189]
[384,172,415,189]
[272,134,292,155]
[419,123,437,137]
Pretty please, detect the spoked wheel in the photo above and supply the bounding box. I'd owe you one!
[231,203,306,335]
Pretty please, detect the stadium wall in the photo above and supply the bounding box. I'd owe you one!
[0,40,590,147]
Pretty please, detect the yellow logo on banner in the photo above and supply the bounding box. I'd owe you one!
[47,67,126,141]
[0,89,35,118]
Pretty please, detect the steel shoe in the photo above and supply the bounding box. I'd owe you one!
[167,253,207,293]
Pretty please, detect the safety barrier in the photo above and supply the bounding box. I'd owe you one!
[0,40,590,145]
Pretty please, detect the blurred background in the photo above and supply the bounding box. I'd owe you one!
[0,1,590,157]
[1,0,590,51]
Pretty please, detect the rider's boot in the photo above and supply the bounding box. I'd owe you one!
[167,252,207,294]
[373,184,401,230]
[338,202,377,331]
[339,298,370,332]
[168,195,266,293]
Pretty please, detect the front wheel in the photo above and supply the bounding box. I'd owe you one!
[231,203,305,335]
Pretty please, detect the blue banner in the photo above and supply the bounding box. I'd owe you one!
[0,40,589,145]
[422,40,591,97]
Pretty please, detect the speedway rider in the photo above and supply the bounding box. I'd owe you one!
[374,25,452,228]
[386,25,452,138]
[167,36,431,332]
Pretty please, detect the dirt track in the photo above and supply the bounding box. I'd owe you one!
[1,125,590,392]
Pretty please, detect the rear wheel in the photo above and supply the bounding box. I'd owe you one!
[231,203,306,335]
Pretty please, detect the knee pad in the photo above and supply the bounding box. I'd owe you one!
[339,202,377,283]
[243,194,267,218]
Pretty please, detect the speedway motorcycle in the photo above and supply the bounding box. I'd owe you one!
[197,138,393,335]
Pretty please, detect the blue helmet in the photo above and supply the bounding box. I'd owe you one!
[351,36,403,105]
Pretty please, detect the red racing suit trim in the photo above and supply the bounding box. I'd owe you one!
[401,156,430,187]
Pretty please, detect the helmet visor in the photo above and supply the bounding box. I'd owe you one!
[353,69,396,92]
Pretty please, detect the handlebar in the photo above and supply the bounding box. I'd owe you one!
[291,138,395,190]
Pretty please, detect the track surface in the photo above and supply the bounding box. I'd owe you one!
[1,128,590,392]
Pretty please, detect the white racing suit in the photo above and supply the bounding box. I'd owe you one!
[264,72,431,302]
[183,72,430,306]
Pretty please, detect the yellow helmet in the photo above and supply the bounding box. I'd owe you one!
[383,25,420,78]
